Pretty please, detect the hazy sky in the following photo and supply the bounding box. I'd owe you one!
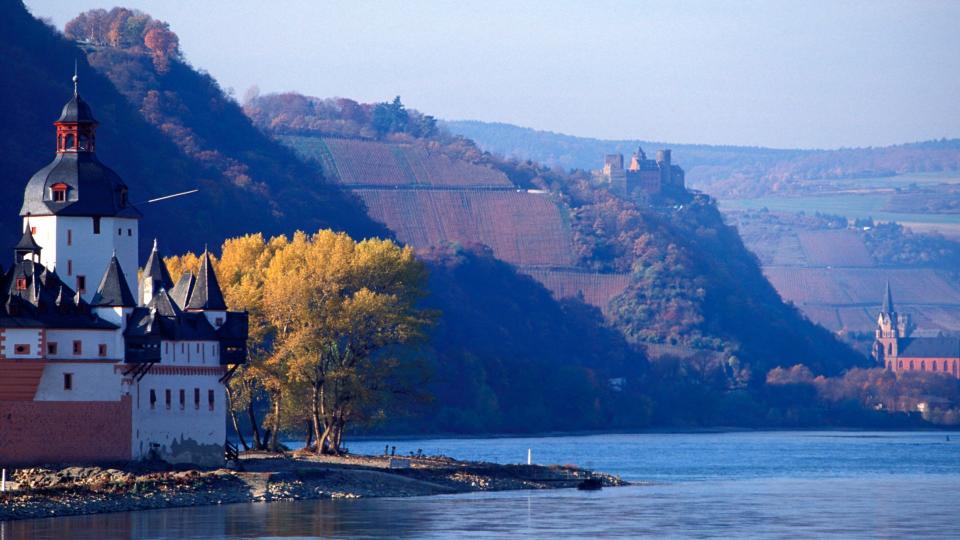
[24,0,960,149]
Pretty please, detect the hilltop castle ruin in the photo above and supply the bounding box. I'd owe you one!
[601,147,685,197]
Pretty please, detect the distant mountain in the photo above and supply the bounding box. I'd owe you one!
[443,120,960,197]
[0,2,385,259]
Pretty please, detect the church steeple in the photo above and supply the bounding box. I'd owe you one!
[881,281,894,314]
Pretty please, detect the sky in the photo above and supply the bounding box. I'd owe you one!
[23,0,960,149]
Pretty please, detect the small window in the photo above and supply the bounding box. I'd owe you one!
[92,217,101,235]
[165,389,171,409]
[98,344,107,357]
[920,361,926,371]
[63,373,73,390]
[52,185,67,202]
[150,389,157,409]
[898,361,903,369]
[196,343,201,353]
[67,260,73,276]
[15,277,27,290]
[215,317,224,326]
[932,362,937,372]
[67,229,72,246]
[30,226,37,235]
[65,134,75,149]
[118,228,122,236]
[47,342,58,355]
[76,276,86,293]
[14,344,30,355]
[73,340,82,355]
[179,389,185,410]
[208,389,215,411]
[128,228,132,237]
[194,388,201,409]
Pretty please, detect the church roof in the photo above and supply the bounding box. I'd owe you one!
[20,152,141,218]
[186,251,227,311]
[882,282,894,313]
[91,254,135,307]
[899,337,960,359]
[56,94,97,124]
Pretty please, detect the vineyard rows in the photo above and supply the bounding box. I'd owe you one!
[355,189,576,267]
[796,230,874,267]
[765,267,960,305]
[522,270,632,312]
[321,138,512,188]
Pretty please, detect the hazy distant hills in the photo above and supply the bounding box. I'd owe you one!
[444,120,960,197]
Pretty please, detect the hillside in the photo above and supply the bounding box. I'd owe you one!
[444,120,960,198]
[251,93,866,379]
[1,2,385,258]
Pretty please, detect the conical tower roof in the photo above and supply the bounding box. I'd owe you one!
[91,253,135,307]
[186,249,227,310]
[139,239,174,305]
[882,281,895,314]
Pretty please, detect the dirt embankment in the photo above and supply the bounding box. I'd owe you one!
[0,452,626,521]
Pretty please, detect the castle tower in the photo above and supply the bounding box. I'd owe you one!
[186,248,228,329]
[19,74,141,301]
[139,239,174,306]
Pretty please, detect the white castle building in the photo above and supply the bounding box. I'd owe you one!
[0,77,247,467]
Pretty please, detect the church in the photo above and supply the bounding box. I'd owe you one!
[873,283,960,378]
[0,76,247,466]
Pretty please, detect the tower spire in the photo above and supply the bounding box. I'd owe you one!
[882,281,894,314]
[73,59,78,97]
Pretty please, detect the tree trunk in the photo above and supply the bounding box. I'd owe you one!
[247,400,264,450]
[268,396,282,452]
[304,421,314,450]
[224,387,250,451]
[310,383,324,454]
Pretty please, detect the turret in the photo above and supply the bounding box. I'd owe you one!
[91,252,136,329]
[186,248,227,329]
[139,239,174,306]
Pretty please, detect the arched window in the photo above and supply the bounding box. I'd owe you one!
[887,343,893,355]
[65,134,75,150]
[898,361,903,370]
[886,361,891,370]
[921,361,926,371]
[932,361,937,372]
[909,360,915,370]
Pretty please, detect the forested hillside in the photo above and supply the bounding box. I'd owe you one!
[1,2,385,258]
[445,120,960,198]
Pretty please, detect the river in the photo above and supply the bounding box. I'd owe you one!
[4,431,960,539]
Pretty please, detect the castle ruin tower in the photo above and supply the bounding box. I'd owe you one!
[656,149,673,188]
[19,74,141,301]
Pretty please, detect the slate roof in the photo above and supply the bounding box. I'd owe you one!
[0,259,116,329]
[125,290,246,343]
[898,337,960,359]
[186,251,227,311]
[20,152,141,218]
[139,240,174,305]
[14,228,42,253]
[91,254,135,307]
[170,272,195,310]
[56,94,97,124]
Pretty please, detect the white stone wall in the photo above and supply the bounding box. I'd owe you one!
[45,329,122,360]
[1,328,42,358]
[34,362,123,401]
[28,215,139,302]
[161,340,220,366]
[131,373,226,465]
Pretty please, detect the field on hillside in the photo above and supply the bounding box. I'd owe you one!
[283,135,513,188]
[356,189,576,267]
[523,270,631,312]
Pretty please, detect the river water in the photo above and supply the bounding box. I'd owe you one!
[4,431,960,539]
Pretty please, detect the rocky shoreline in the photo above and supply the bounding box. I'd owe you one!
[0,452,627,521]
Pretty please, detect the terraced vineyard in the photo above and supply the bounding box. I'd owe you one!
[356,189,576,267]
[522,270,632,313]
[795,230,873,267]
[283,136,513,188]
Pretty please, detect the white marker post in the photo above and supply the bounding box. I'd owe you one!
[1,468,6,492]
[527,448,532,465]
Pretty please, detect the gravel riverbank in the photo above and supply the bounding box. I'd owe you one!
[0,452,626,521]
